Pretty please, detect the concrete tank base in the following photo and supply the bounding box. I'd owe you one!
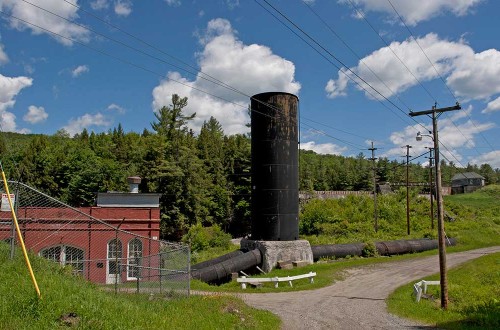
[240,238,313,273]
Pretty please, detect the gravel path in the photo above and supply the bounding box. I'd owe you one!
[241,246,500,330]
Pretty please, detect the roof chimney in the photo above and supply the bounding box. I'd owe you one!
[127,176,141,193]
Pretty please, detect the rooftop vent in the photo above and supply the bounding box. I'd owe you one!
[127,176,141,193]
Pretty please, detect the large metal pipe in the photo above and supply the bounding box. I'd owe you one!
[191,249,245,270]
[251,92,299,241]
[190,249,262,283]
[311,238,457,260]
[311,243,366,260]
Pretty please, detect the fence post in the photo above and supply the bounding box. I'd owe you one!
[188,240,191,297]
[114,217,126,295]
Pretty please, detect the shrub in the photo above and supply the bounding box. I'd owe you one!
[182,224,231,252]
[362,241,378,258]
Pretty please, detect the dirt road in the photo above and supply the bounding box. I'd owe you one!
[242,246,500,330]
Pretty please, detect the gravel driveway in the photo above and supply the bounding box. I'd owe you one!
[241,246,500,330]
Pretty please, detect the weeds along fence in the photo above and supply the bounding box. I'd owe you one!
[0,181,190,297]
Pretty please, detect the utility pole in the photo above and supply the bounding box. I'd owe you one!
[369,142,378,232]
[427,147,435,230]
[403,144,412,235]
[410,102,461,310]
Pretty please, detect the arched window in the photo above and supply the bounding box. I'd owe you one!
[40,245,84,275]
[128,238,143,280]
[107,239,123,284]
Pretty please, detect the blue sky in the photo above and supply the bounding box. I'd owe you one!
[0,0,499,168]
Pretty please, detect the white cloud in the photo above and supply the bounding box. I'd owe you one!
[0,73,33,112]
[300,141,347,155]
[164,0,181,7]
[152,18,301,135]
[0,72,33,133]
[114,0,132,16]
[0,43,8,65]
[71,65,89,78]
[107,103,125,114]
[482,96,500,114]
[383,108,495,165]
[24,64,34,74]
[325,69,348,98]
[0,0,90,46]
[23,105,48,124]
[91,0,109,10]
[326,33,500,102]
[447,49,500,100]
[470,150,500,169]
[225,0,240,9]
[62,113,111,136]
[340,0,483,26]
[0,111,19,132]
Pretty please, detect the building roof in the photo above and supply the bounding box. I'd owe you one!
[96,192,161,208]
[451,172,485,181]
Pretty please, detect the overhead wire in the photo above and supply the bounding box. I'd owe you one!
[18,0,304,131]
[301,0,413,112]
[346,0,437,104]
[1,2,491,195]
[344,0,492,169]
[11,0,376,151]
[300,122,367,151]
[386,0,496,155]
[257,0,411,118]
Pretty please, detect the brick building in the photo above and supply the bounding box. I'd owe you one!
[0,178,162,285]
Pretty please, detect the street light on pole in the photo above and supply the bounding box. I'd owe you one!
[416,132,435,229]
[410,102,461,310]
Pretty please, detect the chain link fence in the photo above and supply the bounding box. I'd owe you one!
[0,181,190,297]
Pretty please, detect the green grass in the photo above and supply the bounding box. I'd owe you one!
[190,251,442,293]
[191,185,499,294]
[445,185,500,210]
[0,243,280,330]
[387,252,500,329]
[2,186,498,329]
[299,185,500,250]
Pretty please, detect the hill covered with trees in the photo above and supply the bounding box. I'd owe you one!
[1,95,498,241]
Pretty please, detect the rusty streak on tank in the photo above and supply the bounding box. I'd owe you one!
[250,92,299,241]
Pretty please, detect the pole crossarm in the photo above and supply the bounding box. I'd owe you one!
[409,103,461,117]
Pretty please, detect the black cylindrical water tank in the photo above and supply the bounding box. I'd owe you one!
[250,92,299,241]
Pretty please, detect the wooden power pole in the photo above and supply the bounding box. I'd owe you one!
[410,102,461,310]
[427,147,435,230]
[369,142,378,232]
[404,144,412,235]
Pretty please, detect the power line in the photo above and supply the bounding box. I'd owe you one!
[386,0,496,154]
[300,123,367,151]
[302,0,413,112]
[255,0,417,125]
[301,117,372,141]
[261,0,476,168]
[346,0,437,103]
[21,0,375,150]
[386,0,455,105]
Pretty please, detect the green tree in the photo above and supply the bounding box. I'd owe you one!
[145,94,210,240]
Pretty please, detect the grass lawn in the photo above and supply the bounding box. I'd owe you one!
[2,186,498,329]
[387,252,500,329]
[0,242,280,330]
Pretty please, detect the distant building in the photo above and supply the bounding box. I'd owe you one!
[451,172,485,194]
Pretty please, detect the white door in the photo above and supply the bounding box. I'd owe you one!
[107,239,122,284]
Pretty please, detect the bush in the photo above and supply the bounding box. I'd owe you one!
[362,241,378,257]
[182,224,231,252]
